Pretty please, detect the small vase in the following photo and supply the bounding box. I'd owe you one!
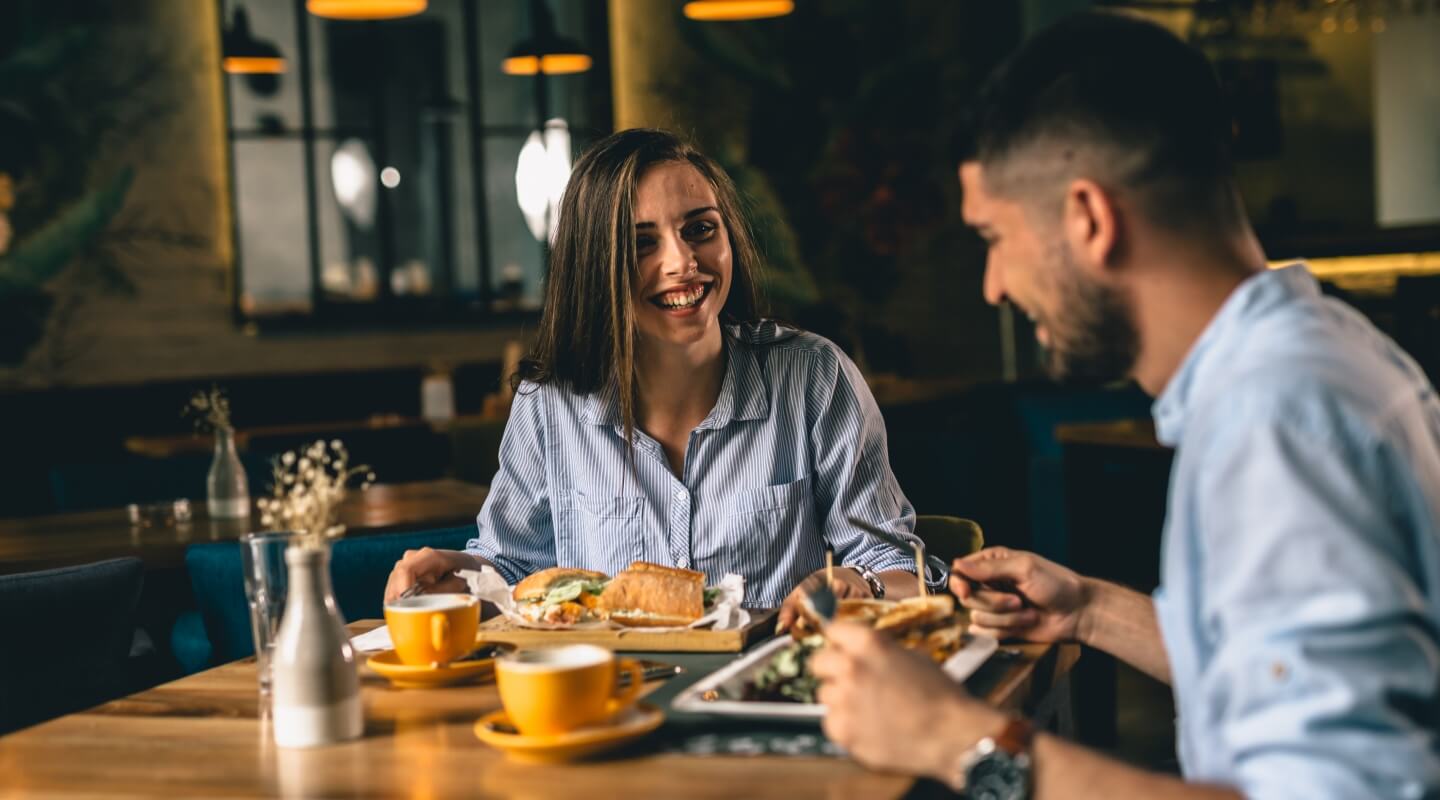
[207,428,250,519]
[271,544,363,748]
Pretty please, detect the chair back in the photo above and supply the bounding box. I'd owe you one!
[183,526,476,666]
[0,558,144,734]
[913,515,985,572]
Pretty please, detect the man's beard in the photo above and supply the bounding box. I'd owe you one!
[1039,249,1140,384]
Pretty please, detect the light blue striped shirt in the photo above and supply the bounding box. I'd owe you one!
[1152,265,1440,798]
[467,322,924,608]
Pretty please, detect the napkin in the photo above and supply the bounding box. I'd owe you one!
[461,566,750,631]
[349,625,394,652]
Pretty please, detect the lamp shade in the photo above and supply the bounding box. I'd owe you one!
[222,7,286,74]
[306,0,427,20]
[501,0,591,75]
[682,0,794,21]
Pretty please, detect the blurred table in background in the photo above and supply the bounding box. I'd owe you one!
[0,479,488,577]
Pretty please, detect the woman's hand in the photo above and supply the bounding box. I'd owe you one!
[776,566,873,633]
[383,547,474,603]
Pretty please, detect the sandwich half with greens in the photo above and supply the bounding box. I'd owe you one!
[511,567,610,624]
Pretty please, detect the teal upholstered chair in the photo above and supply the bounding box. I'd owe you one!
[172,526,476,672]
[0,558,144,733]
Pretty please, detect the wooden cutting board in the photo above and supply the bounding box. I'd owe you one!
[474,609,779,653]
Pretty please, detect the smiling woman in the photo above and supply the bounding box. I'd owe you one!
[384,128,934,614]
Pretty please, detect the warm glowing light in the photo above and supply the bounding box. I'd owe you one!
[223,56,286,74]
[500,53,593,76]
[380,167,401,188]
[306,0,427,20]
[1270,251,1440,293]
[682,0,794,21]
[515,120,572,243]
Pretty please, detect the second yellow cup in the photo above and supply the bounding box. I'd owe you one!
[495,645,644,737]
[383,593,480,666]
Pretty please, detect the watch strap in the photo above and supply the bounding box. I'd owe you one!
[993,716,1036,757]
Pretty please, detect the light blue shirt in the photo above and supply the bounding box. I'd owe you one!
[467,322,927,608]
[1152,265,1440,798]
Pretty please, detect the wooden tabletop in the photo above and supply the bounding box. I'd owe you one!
[1054,418,1167,451]
[0,479,488,576]
[0,620,1078,799]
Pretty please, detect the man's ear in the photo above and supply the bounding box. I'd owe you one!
[1063,178,1121,279]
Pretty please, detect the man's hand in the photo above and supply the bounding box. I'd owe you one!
[811,621,1008,781]
[776,567,872,633]
[383,547,473,603]
[951,547,1092,643]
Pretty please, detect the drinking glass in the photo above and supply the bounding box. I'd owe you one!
[240,531,296,697]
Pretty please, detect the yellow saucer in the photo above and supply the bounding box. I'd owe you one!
[367,646,509,688]
[474,703,665,764]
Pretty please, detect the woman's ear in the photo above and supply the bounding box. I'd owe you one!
[1063,178,1121,279]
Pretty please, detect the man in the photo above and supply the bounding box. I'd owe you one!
[812,12,1440,799]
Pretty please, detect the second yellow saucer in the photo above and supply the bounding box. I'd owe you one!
[367,645,509,689]
[474,703,665,764]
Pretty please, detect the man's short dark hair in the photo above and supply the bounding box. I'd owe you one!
[960,12,1244,232]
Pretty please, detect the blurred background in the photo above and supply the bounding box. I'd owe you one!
[0,0,1437,767]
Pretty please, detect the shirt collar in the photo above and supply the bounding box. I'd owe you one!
[579,328,770,428]
[1151,263,1320,446]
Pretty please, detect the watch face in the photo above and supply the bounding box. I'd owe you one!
[967,754,1028,800]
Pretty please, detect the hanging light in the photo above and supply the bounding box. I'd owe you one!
[222,7,286,74]
[306,0,427,21]
[501,0,592,75]
[682,0,794,22]
[515,119,572,243]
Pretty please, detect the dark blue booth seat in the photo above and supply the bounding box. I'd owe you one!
[0,558,144,734]
[173,526,476,672]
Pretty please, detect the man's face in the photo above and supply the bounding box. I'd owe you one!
[959,161,1138,382]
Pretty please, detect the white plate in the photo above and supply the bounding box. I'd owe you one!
[670,631,999,720]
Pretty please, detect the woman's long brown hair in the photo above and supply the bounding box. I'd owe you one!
[516,129,766,447]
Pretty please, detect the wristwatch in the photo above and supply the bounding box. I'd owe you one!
[950,716,1034,799]
[847,565,886,599]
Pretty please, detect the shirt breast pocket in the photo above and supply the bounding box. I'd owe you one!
[557,491,645,574]
[698,476,815,593]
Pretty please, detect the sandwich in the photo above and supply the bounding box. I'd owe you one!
[791,593,967,661]
[753,593,970,703]
[597,561,707,627]
[512,567,610,625]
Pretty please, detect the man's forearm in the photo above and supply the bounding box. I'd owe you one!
[1078,579,1171,683]
[1031,733,1239,799]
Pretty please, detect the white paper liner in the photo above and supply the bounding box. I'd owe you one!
[461,566,750,632]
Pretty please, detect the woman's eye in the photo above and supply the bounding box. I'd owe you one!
[684,221,718,240]
[636,235,657,252]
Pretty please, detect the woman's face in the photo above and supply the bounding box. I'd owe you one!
[631,161,732,350]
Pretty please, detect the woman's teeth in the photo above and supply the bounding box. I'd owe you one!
[654,285,706,309]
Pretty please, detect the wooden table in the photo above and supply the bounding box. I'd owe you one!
[0,479,488,576]
[1054,418,1165,451]
[0,620,1077,798]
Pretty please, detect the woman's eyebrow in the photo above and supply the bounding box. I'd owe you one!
[635,206,719,229]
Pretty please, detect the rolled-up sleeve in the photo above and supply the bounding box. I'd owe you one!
[805,345,936,583]
[1193,414,1440,799]
[466,384,556,584]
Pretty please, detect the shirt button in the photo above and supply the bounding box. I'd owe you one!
[677,558,690,569]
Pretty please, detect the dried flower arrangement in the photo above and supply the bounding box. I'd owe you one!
[258,439,375,550]
[183,385,233,433]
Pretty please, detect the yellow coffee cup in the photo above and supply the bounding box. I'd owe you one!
[383,593,480,667]
[494,645,644,737]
